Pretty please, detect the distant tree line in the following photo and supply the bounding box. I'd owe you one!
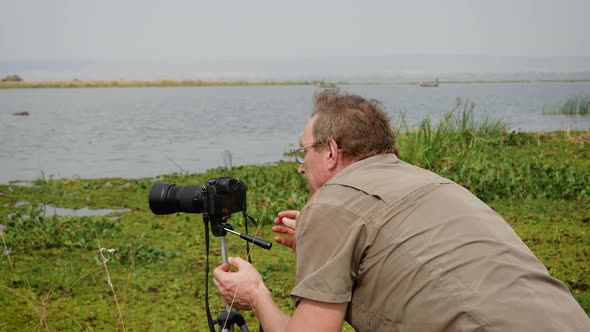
[1,74,23,82]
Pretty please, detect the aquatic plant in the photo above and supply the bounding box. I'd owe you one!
[545,95,590,115]
[395,97,509,170]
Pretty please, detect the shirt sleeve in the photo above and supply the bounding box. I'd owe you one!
[291,202,368,305]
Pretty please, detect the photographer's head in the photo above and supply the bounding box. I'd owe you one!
[296,88,399,194]
[312,88,399,160]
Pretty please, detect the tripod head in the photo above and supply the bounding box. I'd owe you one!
[205,213,272,250]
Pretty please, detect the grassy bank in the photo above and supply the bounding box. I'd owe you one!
[1,110,589,330]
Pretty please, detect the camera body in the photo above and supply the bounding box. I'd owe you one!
[203,177,247,219]
[149,177,247,230]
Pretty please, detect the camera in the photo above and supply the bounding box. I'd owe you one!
[149,177,269,332]
[149,177,247,219]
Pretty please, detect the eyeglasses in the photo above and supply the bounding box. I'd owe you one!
[291,142,322,164]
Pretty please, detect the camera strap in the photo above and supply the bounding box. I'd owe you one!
[243,211,258,227]
[203,217,216,332]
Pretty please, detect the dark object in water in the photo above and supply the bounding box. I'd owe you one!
[12,112,30,116]
[419,78,439,87]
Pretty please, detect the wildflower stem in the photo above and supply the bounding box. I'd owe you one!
[96,237,126,332]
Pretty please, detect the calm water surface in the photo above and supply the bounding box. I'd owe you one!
[1,83,589,184]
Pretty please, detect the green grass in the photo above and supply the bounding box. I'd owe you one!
[395,97,510,171]
[1,108,589,330]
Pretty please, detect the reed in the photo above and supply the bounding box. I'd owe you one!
[545,96,590,115]
[395,97,509,170]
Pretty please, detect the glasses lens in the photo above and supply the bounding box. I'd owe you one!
[294,148,306,163]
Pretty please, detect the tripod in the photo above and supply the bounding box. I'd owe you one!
[216,235,249,332]
[204,214,272,332]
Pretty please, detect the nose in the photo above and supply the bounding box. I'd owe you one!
[298,163,305,174]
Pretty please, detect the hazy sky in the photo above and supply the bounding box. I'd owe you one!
[1,0,589,62]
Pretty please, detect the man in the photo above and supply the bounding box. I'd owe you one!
[213,88,590,331]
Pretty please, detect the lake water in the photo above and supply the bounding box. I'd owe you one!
[1,83,589,184]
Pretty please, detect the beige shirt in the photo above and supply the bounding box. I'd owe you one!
[291,154,589,331]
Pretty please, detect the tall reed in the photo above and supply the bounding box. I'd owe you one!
[395,97,509,170]
[545,96,590,115]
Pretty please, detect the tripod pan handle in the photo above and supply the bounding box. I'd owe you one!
[240,233,272,250]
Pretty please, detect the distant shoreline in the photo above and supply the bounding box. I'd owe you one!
[1,79,590,89]
[0,79,329,89]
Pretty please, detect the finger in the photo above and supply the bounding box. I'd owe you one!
[212,270,225,290]
[277,210,300,220]
[212,276,221,290]
[227,256,248,269]
[213,263,230,275]
[274,237,294,248]
[273,214,293,225]
[281,217,296,229]
[272,225,295,236]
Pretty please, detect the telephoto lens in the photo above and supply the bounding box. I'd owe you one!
[148,183,204,215]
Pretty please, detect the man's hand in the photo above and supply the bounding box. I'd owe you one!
[272,210,299,251]
[213,257,270,310]
[213,257,347,332]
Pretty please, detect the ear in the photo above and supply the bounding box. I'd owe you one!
[326,138,341,170]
